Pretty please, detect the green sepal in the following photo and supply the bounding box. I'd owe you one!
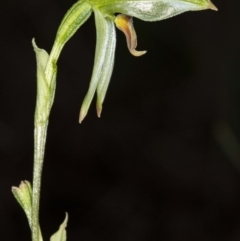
[91,0,217,22]
[79,8,116,122]
[50,213,68,241]
[96,19,116,117]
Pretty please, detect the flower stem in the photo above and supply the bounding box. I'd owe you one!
[32,124,48,241]
[30,2,92,240]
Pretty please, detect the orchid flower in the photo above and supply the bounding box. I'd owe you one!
[43,0,217,123]
[11,2,217,240]
[80,0,217,122]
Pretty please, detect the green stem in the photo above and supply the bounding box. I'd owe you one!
[30,2,92,240]
[32,124,48,241]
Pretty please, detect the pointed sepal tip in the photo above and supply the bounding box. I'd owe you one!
[97,106,102,118]
[209,1,218,11]
[79,109,87,123]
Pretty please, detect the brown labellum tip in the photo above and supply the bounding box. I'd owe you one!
[115,14,146,57]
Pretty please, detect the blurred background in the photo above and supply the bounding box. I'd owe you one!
[1,0,240,240]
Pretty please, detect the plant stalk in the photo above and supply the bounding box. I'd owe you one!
[30,2,92,240]
[31,40,58,241]
[32,124,48,241]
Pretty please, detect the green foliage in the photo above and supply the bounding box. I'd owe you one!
[12,181,43,241]
[32,40,54,125]
[12,181,32,226]
[53,0,92,60]
[50,214,68,241]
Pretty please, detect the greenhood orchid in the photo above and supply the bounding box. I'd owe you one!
[12,2,217,240]
[42,0,217,123]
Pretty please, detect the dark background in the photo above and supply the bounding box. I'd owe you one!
[1,0,240,240]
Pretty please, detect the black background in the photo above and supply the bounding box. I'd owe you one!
[1,0,240,240]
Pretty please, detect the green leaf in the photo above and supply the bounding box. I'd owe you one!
[91,0,217,21]
[50,213,68,241]
[52,0,92,59]
[33,1,93,125]
[79,8,116,122]
[33,39,54,125]
[12,181,43,241]
[12,181,32,226]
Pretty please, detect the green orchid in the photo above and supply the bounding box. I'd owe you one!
[12,1,217,241]
[78,0,217,122]
[47,0,217,123]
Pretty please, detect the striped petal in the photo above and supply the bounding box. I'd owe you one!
[79,8,116,122]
